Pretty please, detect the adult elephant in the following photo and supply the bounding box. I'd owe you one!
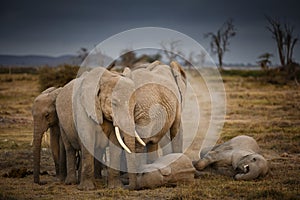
[193,135,269,180]
[131,61,187,163]
[56,67,144,190]
[32,87,64,184]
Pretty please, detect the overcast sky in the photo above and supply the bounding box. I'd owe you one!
[1,0,299,64]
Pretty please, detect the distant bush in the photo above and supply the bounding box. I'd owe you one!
[38,65,79,91]
[221,69,267,77]
[0,66,38,74]
[222,63,300,85]
[264,63,300,84]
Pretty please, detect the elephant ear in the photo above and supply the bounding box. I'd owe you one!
[80,67,106,124]
[41,87,57,94]
[159,166,171,176]
[122,67,132,78]
[170,61,187,105]
[170,61,187,85]
[232,150,254,169]
[48,87,62,101]
[147,60,163,71]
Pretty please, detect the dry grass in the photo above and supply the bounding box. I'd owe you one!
[0,72,299,199]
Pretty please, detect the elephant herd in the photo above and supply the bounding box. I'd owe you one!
[32,61,269,190]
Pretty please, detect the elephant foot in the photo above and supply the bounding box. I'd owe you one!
[38,180,47,185]
[58,175,66,182]
[124,183,136,190]
[192,159,207,171]
[65,175,77,185]
[108,178,123,189]
[94,172,102,180]
[77,179,96,191]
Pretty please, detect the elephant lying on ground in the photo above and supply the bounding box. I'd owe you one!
[135,153,195,189]
[193,135,269,180]
[32,87,64,184]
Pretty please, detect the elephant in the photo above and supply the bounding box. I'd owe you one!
[131,61,187,164]
[56,67,144,190]
[136,153,195,189]
[193,135,269,180]
[32,87,64,184]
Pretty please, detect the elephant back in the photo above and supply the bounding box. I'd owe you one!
[131,63,182,104]
[230,135,261,153]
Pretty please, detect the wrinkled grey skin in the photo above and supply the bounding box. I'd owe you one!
[32,87,64,184]
[136,153,195,189]
[193,135,269,180]
[131,61,187,164]
[56,67,137,190]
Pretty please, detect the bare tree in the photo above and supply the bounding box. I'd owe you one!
[77,47,89,63]
[160,40,183,63]
[266,16,298,66]
[119,49,137,67]
[257,53,273,71]
[185,50,207,69]
[205,18,236,70]
[197,50,207,67]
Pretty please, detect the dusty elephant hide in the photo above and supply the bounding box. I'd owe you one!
[193,135,269,180]
[133,153,195,189]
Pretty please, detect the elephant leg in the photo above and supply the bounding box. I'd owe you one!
[192,158,211,171]
[59,135,66,181]
[94,140,106,179]
[107,134,123,188]
[65,147,77,184]
[193,151,220,171]
[147,143,159,164]
[170,117,183,153]
[78,145,95,190]
[60,129,77,185]
[94,157,103,179]
[50,125,60,177]
[77,151,82,182]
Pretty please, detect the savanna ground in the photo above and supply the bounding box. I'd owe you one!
[0,70,299,199]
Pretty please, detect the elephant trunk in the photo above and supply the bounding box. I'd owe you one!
[235,167,260,180]
[123,130,137,190]
[33,121,46,183]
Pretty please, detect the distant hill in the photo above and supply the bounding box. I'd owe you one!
[0,55,80,67]
[0,53,115,68]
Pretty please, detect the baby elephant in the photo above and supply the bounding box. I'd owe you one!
[193,135,268,180]
[137,153,195,189]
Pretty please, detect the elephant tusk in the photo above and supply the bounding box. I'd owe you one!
[244,164,249,173]
[115,126,132,154]
[135,130,146,146]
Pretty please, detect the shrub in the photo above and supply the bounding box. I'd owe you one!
[38,65,79,91]
[0,66,38,74]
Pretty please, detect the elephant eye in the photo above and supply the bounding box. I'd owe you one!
[45,113,50,119]
[112,99,119,106]
[252,157,256,162]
